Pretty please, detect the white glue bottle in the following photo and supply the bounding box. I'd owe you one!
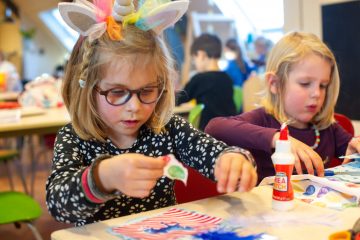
[272,123,295,211]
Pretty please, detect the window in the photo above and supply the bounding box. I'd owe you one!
[39,8,79,52]
[213,0,284,43]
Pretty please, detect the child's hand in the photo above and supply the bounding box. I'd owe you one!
[343,137,360,164]
[288,136,324,176]
[214,153,257,193]
[97,153,167,198]
[272,132,324,176]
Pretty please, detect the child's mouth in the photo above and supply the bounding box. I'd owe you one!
[306,105,317,112]
[122,120,139,127]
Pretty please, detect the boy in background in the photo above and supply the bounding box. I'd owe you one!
[177,33,236,130]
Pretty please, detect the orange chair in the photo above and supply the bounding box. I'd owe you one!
[328,113,355,167]
[174,166,222,204]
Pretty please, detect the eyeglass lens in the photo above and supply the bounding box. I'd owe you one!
[106,86,161,105]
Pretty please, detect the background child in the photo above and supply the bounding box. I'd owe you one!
[0,50,22,92]
[205,31,360,182]
[250,36,273,74]
[176,33,236,130]
[46,0,257,226]
[224,38,253,87]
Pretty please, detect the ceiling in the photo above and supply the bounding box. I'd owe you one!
[13,0,58,17]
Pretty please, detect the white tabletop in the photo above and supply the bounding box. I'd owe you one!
[0,107,70,138]
[0,91,19,101]
[51,186,360,240]
[0,104,193,138]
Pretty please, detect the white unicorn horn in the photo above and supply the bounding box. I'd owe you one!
[112,0,135,22]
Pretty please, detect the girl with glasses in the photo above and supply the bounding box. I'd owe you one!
[46,0,257,226]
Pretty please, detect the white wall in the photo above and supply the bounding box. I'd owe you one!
[283,0,353,39]
[21,14,66,80]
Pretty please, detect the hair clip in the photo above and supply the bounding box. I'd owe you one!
[79,79,86,88]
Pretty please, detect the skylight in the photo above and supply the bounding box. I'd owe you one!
[213,0,284,43]
[39,8,79,52]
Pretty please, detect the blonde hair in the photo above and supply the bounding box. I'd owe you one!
[62,25,176,141]
[261,31,340,129]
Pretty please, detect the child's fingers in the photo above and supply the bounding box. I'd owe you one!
[215,158,231,193]
[236,163,253,192]
[342,158,351,164]
[119,179,156,198]
[134,156,167,169]
[131,180,158,191]
[214,161,221,182]
[130,169,164,180]
[225,158,243,192]
[305,148,324,176]
[346,137,360,157]
[249,169,258,189]
[293,154,303,175]
[298,150,314,175]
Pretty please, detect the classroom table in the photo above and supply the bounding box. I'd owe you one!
[0,107,70,195]
[51,185,360,240]
[0,107,70,138]
[0,105,191,138]
[0,91,19,102]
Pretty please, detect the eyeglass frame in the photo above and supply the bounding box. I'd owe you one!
[94,83,166,106]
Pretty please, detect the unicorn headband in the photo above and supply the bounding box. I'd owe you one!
[58,0,189,42]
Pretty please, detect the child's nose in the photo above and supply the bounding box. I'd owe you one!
[125,93,141,111]
[311,86,321,98]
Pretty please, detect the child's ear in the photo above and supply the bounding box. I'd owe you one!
[197,50,207,60]
[266,72,279,94]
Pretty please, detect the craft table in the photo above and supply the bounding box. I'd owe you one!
[0,107,70,195]
[0,107,70,138]
[0,91,19,102]
[51,185,360,240]
[0,105,190,138]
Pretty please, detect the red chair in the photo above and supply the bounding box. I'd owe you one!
[328,113,355,167]
[334,113,355,135]
[174,166,222,204]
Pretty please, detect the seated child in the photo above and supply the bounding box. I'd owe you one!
[176,33,236,130]
[224,38,253,87]
[205,31,360,183]
[46,0,257,226]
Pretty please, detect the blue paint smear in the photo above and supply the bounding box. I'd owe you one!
[144,222,193,234]
[303,185,316,196]
[194,231,265,240]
